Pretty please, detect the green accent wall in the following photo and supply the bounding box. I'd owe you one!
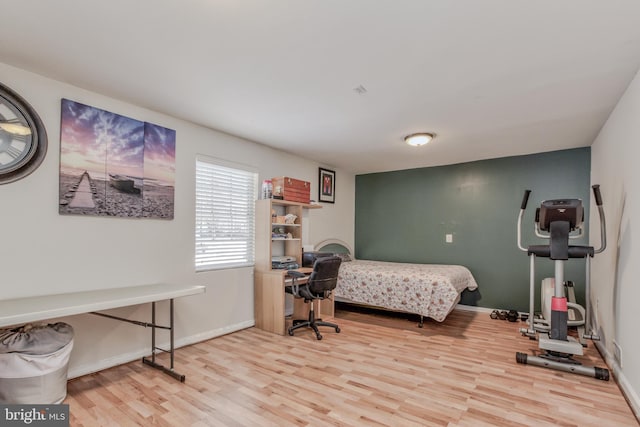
[355,148,591,312]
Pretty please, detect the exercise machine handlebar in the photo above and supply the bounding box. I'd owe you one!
[592,184,603,206]
[521,189,531,210]
[517,189,532,252]
[592,185,606,254]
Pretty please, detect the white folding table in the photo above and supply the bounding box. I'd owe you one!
[0,283,206,382]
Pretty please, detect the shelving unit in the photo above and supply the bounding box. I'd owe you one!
[254,198,324,335]
[254,198,320,272]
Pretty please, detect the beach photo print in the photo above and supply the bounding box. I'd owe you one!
[58,99,176,219]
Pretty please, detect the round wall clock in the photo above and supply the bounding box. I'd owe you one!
[0,82,47,184]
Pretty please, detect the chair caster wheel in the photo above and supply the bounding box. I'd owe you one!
[288,329,294,336]
[316,334,323,340]
[335,327,341,333]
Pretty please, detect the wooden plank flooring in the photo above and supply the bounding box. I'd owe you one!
[66,306,639,426]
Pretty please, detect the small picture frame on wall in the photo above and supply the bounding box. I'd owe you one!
[319,167,335,203]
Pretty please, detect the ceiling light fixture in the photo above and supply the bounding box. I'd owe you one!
[404,132,434,147]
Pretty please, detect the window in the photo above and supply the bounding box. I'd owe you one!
[195,156,258,271]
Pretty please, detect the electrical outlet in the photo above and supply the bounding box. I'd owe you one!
[445,234,453,243]
[613,341,622,368]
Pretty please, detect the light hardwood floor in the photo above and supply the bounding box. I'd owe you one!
[66,306,639,426]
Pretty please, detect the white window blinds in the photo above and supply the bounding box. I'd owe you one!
[195,157,258,271]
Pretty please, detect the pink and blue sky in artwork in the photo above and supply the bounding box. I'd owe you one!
[144,122,176,186]
[60,99,176,186]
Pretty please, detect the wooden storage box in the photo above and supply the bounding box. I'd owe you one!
[271,177,310,204]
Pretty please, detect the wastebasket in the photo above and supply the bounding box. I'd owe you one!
[0,322,74,404]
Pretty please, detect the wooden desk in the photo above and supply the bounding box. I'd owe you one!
[254,269,334,335]
[0,283,205,382]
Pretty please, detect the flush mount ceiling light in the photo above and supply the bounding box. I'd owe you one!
[404,132,435,147]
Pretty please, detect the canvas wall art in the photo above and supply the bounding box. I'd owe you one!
[58,99,175,219]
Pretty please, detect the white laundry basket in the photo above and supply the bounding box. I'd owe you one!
[0,322,74,404]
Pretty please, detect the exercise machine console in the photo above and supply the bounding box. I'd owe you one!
[515,185,609,380]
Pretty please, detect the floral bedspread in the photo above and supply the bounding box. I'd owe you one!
[335,260,479,322]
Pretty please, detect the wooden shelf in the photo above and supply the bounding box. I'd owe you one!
[269,199,322,209]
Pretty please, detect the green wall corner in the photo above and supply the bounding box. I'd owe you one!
[355,148,592,312]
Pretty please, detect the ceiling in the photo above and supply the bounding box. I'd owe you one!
[2,1,640,174]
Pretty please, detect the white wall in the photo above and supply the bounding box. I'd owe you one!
[0,62,355,377]
[590,67,640,415]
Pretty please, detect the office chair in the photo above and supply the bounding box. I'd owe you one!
[286,256,342,340]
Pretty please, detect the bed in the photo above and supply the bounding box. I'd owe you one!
[315,240,479,324]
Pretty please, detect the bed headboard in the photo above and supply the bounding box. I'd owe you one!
[314,239,352,255]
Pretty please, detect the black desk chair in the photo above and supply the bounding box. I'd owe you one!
[286,256,342,340]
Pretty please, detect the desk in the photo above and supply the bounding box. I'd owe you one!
[254,269,334,335]
[0,283,205,382]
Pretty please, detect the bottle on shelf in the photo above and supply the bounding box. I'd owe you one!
[261,179,273,199]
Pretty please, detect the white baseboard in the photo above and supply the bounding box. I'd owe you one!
[67,320,255,379]
[454,304,494,314]
[455,304,529,317]
[594,341,640,421]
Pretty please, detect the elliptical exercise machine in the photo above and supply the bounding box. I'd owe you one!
[515,185,609,381]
